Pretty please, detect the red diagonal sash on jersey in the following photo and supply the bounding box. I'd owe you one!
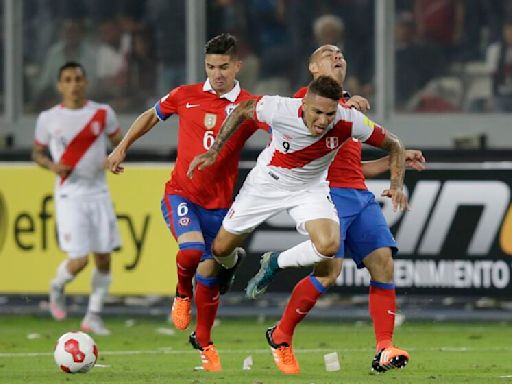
[59,108,107,184]
[268,120,353,169]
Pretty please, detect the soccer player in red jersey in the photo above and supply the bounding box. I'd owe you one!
[32,62,123,336]
[245,45,425,373]
[107,34,263,372]
[188,75,409,374]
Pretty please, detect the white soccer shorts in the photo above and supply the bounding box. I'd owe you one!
[223,168,339,235]
[55,194,121,258]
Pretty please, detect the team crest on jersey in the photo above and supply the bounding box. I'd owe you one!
[326,136,339,149]
[179,217,190,226]
[204,113,217,130]
[225,103,238,116]
[90,121,101,136]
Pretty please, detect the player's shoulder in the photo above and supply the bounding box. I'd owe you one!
[293,87,308,98]
[175,83,203,97]
[37,104,63,122]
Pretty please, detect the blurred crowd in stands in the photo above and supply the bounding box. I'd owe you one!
[1,0,512,113]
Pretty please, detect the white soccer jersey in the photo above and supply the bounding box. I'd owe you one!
[253,96,386,190]
[35,101,120,197]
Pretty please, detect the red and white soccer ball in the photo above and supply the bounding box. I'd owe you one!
[54,331,98,373]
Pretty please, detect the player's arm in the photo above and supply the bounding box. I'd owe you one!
[187,99,257,178]
[32,143,71,177]
[107,108,159,174]
[361,149,426,178]
[373,131,408,210]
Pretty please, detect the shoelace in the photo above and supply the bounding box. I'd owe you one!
[278,346,296,365]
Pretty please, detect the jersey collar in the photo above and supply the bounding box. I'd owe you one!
[202,79,241,102]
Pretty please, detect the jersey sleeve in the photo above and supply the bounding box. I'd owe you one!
[34,113,50,146]
[339,107,386,146]
[104,105,121,136]
[254,95,280,126]
[154,87,181,121]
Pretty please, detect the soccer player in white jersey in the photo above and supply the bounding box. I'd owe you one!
[188,75,408,374]
[32,62,122,335]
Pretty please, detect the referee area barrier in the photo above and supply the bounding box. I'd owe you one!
[1,162,512,298]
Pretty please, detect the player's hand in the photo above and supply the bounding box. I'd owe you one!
[187,151,218,178]
[345,95,370,112]
[405,149,426,171]
[381,188,409,211]
[107,148,126,174]
[51,162,72,178]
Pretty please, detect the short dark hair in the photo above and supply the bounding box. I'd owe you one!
[204,33,238,58]
[58,62,86,80]
[307,75,342,101]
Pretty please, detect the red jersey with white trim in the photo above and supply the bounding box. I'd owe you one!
[34,101,120,197]
[155,80,261,209]
[294,87,366,190]
[253,95,386,191]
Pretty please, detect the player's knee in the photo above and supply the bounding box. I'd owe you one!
[69,256,89,272]
[313,237,339,257]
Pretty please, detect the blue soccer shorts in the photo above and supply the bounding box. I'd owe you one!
[330,187,398,268]
[161,193,228,261]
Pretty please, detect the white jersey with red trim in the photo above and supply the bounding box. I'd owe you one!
[35,101,120,197]
[253,95,386,191]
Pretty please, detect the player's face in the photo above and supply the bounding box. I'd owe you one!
[311,45,346,84]
[57,67,87,103]
[302,92,338,136]
[205,54,241,96]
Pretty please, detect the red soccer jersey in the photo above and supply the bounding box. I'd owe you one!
[155,81,261,209]
[294,87,367,190]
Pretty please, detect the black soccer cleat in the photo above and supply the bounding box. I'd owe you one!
[371,346,410,373]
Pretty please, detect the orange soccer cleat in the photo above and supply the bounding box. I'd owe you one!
[266,326,300,374]
[170,296,192,330]
[189,332,222,372]
[372,346,410,373]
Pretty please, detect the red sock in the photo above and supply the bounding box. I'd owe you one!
[194,275,219,348]
[273,276,324,345]
[369,282,396,351]
[176,248,203,298]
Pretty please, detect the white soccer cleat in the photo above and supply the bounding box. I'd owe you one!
[81,313,111,336]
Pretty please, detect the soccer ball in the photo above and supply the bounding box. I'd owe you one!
[54,331,98,373]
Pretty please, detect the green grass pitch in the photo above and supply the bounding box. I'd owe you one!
[0,314,511,383]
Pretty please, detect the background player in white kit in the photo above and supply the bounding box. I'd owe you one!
[188,76,408,374]
[32,62,122,335]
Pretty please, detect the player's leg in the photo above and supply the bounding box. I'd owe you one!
[80,196,120,335]
[268,257,343,375]
[188,228,248,370]
[187,206,248,372]
[162,194,205,329]
[267,188,341,374]
[80,252,112,336]
[188,258,222,371]
[346,191,408,371]
[50,197,90,320]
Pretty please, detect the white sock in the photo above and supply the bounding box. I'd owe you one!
[87,269,112,314]
[214,248,238,269]
[277,240,330,268]
[51,260,74,289]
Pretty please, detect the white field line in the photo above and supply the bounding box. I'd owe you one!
[2,346,512,358]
